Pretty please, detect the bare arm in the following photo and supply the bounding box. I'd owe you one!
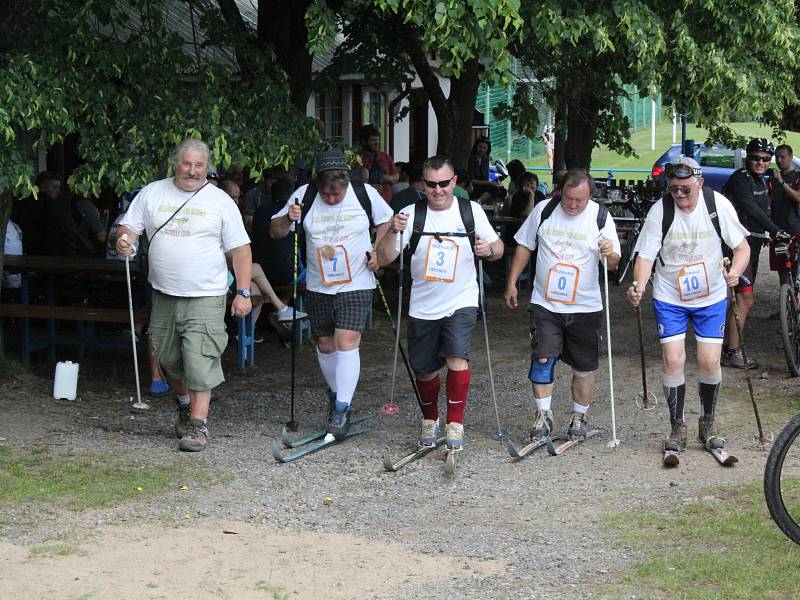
[229,243,253,317]
[375,213,408,266]
[503,244,532,309]
[725,237,751,287]
[115,225,139,255]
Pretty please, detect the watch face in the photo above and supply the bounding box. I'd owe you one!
[238,289,251,298]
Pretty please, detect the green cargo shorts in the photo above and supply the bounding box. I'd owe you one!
[149,290,228,391]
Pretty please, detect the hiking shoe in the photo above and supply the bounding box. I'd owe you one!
[175,400,191,439]
[147,379,171,398]
[327,409,351,440]
[529,409,554,440]
[178,418,208,452]
[276,305,309,322]
[698,415,725,450]
[418,419,440,448]
[445,422,464,451]
[664,419,687,452]
[726,348,757,369]
[567,412,588,440]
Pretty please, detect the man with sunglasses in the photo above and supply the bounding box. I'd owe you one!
[375,156,503,452]
[722,138,791,368]
[627,156,750,461]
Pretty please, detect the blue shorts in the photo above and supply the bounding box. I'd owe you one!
[653,298,727,345]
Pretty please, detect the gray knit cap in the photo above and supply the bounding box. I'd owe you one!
[316,148,348,172]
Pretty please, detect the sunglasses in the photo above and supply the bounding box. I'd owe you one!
[747,155,772,163]
[424,177,454,189]
[668,185,694,196]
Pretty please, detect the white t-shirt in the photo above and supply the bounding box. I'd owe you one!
[120,178,250,297]
[396,199,499,320]
[635,191,748,307]
[273,183,393,294]
[515,199,621,313]
[2,220,22,288]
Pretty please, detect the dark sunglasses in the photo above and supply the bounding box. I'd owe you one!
[747,155,772,163]
[424,177,454,189]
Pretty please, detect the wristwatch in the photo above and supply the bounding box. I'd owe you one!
[487,246,495,260]
[236,288,251,298]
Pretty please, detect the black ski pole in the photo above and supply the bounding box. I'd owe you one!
[389,231,405,406]
[631,280,656,410]
[287,199,300,432]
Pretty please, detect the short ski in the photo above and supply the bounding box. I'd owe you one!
[281,416,368,449]
[445,448,460,475]
[663,449,681,467]
[383,437,445,471]
[549,429,600,456]
[506,435,558,459]
[272,427,371,463]
[707,446,738,466]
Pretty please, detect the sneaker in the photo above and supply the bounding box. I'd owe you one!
[253,334,265,344]
[175,400,191,439]
[664,419,687,452]
[698,415,724,450]
[418,419,440,448]
[178,417,208,452]
[147,379,171,398]
[726,348,757,369]
[567,412,588,440]
[327,409,351,440]
[276,305,309,322]
[445,421,464,451]
[529,409,554,440]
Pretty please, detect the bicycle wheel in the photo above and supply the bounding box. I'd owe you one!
[779,283,800,377]
[764,411,800,544]
[614,227,639,286]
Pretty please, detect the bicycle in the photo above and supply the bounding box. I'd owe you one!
[773,236,800,377]
[764,411,800,544]
[607,187,654,285]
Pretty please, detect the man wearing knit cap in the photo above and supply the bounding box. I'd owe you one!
[270,148,393,438]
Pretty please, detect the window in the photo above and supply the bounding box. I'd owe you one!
[315,85,344,142]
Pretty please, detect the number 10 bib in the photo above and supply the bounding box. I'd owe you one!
[676,262,710,301]
[545,263,580,304]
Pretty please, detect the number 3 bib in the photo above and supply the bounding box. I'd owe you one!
[423,237,459,282]
[676,262,710,301]
[545,263,580,304]
[317,245,352,286]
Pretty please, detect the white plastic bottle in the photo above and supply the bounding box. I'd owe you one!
[53,361,79,401]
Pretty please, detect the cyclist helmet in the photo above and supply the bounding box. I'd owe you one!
[746,138,775,156]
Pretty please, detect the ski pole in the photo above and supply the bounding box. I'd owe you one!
[478,256,506,440]
[389,230,404,406]
[287,200,300,432]
[604,254,620,448]
[631,280,657,411]
[368,252,421,409]
[724,258,769,447]
[122,234,148,412]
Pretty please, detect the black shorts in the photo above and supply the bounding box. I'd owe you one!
[736,237,765,294]
[528,304,602,372]
[305,289,373,338]
[407,307,478,375]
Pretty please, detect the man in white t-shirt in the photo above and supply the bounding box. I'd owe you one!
[504,169,620,444]
[271,148,393,439]
[117,138,252,453]
[375,156,504,451]
[627,156,750,459]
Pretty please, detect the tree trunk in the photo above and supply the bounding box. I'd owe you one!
[553,94,568,184]
[0,192,12,308]
[564,95,599,170]
[438,60,481,171]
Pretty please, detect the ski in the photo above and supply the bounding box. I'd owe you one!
[506,435,558,459]
[445,448,460,475]
[272,427,372,463]
[281,416,368,449]
[707,446,738,466]
[549,429,600,456]
[383,437,446,471]
[663,449,681,467]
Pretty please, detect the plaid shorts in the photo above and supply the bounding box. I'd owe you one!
[305,289,373,338]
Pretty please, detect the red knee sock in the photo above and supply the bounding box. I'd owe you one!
[445,368,470,424]
[416,375,440,421]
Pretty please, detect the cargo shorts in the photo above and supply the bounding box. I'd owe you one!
[148,290,228,391]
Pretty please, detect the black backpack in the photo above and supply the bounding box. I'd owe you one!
[407,196,476,257]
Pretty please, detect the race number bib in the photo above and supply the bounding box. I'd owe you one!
[544,263,579,304]
[317,245,352,286]
[423,237,459,282]
[676,262,710,301]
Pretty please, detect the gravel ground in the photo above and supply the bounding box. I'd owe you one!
[1,255,798,599]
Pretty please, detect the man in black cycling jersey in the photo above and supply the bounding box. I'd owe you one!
[722,138,791,368]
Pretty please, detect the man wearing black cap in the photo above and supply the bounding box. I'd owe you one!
[628,156,750,461]
[722,138,792,368]
[270,148,393,438]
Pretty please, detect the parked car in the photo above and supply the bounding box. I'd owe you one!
[650,143,800,192]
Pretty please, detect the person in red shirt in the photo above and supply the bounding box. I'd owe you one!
[354,124,398,203]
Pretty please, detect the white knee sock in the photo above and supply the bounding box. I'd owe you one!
[335,348,360,409]
[316,349,338,393]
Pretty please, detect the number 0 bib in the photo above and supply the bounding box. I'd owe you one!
[544,263,579,304]
[676,262,710,301]
[423,237,459,282]
[317,245,352,286]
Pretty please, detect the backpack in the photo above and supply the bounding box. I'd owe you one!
[407,196,476,257]
[658,186,727,265]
